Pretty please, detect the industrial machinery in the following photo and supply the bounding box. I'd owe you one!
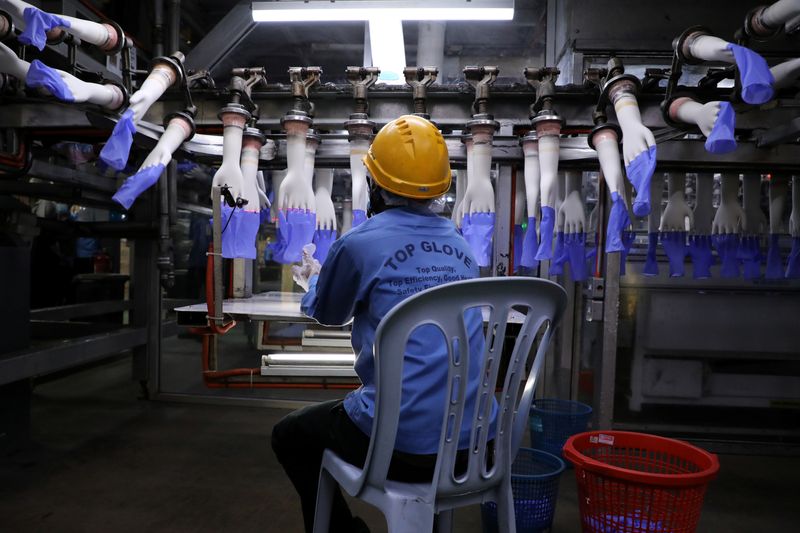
[2,0,799,454]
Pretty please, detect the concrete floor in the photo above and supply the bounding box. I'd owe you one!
[2,357,799,533]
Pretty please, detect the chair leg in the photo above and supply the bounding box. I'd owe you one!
[384,500,435,533]
[496,482,517,533]
[436,509,454,533]
[312,468,336,533]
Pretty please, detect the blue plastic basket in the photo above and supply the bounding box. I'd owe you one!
[529,399,592,459]
[480,448,565,533]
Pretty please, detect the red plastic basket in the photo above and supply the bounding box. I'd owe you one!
[563,431,719,533]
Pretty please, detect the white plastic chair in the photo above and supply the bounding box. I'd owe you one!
[312,277,567,533]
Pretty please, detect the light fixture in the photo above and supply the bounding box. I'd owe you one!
[251,0,515,22]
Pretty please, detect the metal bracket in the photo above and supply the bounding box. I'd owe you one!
[524,66,560,114]
[404,66,438,118]
[346,66,380,115]
[287,66,321,117]
[464,65,499,116]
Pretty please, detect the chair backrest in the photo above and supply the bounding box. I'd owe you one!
[359,277,567,502]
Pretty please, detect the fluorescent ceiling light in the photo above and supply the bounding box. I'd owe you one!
[252,0,514,22]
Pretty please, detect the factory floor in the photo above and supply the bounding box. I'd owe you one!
[2,356,799,533]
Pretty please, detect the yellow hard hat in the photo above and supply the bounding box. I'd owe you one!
[363,115,451,199]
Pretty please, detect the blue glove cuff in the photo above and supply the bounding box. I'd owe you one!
[352,209,367,229]
[313,228,338,263]
[112,164,165,210]
[535,206,556,261]
[643,231,660,277]
[626,145,657,217]
[705,102,737,155]
[727,43,775,105]
[275,209,316,264]
[786,237,800,279]
[20,7,70,51]
[520,217,540,269]
[606,191,632,253]
[564,232,588,281]
[25,59,74,102]
[765,234,784,280]
[461,212,495,267]
[549,232,567,275]
[661,231,688,278]
[100,109,137,171]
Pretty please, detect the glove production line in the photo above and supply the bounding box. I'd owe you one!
[1,0,799,447]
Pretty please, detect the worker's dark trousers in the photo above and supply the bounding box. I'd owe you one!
[271,399,439,533]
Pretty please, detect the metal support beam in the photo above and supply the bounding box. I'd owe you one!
[0,328,147,386]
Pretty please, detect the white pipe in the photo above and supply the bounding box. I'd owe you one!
[742,175,766,234]
[761,0,800,29]
[416,21,445,68]
[561,171,585,234]
[349,138,370,214]
[771,57,800,90]
[791,175,800,237]
[128,63,180,123]
[594,132,624,196]
[0,42,123,108]
[538,135,559,208]
[314,169,337,231]
[514,169,526,225]
[769,176,788,234]
[462,141,495,213]
[240,137,262,214]
[670,97,721,137]
[693,173,715,234]
[451,169,467,227]
[614,92,656,166]
[0,41,29,79]
[279,121,315,211]
[138,116,191,170]
[211,113,246,200]
[712,173,743,234]
[270,170,287,221]
[2,0,119,50]
[688,35,735,63]
[521,140,540,220]
[660,173,693,232]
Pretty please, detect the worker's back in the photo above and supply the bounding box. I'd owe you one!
[304,205,495,455]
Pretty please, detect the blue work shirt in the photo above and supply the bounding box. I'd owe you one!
[301,205,497,455]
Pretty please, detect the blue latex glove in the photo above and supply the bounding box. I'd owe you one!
[19,7,70,51]
[705,102,737,154]
[274,209,316,264]
[688,235,714,279]
[713,234,741,278]
[765,234,784,280]
[111,164,165,210]
[619,230,636,276]
[727,44,775,105]
[218,206,257,259]
[625,145,657,217]
[786,237,800,279]
[549,232,568,276]
[738,235,762,280]
[513,224,523,273]
[606,192,632,253]
[660,231,688,277]
[535,206,556,261]
[520,217,540,269]
[25,60,74,102]
[352,209,367,229]
[461,212,495,267]
[267,226,288,264]
[313,229,338,263]
[565,233,589,281]
[100,109,136,171]
[643,231,660,277]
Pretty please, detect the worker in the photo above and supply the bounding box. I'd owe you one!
[271,115,495,533]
